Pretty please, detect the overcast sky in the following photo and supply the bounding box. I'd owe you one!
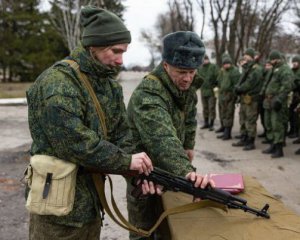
[122,0,169,67]
[40,0,171,67]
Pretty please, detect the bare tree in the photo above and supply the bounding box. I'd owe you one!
[195,0,206,39]
[206,0,291,64]
[49,0,125,52]
[140,0,196,67]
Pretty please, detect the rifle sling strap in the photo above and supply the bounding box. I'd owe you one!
[62,59,226,237]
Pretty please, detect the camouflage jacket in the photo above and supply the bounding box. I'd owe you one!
[293,67,300,93]
[26,45,133,227]
[127,63,196,176]
[217,66,241,97]
[198,62,219,97]
[236,62,263,98]
[261,61,294,108]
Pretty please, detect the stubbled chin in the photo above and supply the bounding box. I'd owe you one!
[180,85,191,91]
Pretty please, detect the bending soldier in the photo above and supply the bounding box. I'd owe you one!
[126,31,213,240]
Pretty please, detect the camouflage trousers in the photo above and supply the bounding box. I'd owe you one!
[126,179,163,240]
[239,101,259,137]
[29,214,101,240]
[264,107,288,144]
[201,95,216,120]
[218,93,236,128]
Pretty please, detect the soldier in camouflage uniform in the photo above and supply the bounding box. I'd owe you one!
[126,31,213,240]
[291,56,300,154]
[287,56,300,139]
[198,55,219,131]
[258,61,273,140]
[216,56,241,140]
[26,6,154,240]
[261,50,294,158]
[232,48,263,150]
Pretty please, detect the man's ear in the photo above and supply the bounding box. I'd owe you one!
[163,61,169,71]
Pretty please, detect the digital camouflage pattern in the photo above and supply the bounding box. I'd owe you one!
[261,61,294,143]
[198,62,219,120]
[26,44,133,228]
[126,63,196,176]
[126,62,197,240]
[29,214,101,240]
[218,65,241,127]
[236,62,263,137]
[198,62,219,97]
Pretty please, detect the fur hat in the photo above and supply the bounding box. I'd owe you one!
[162,31,205,69]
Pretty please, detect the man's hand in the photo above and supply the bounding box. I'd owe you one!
[130,152,153,175]
[141,180,163,195]
[185,172,215,202]
[185,149,194,162]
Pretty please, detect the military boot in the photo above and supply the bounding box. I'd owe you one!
[232,135,247,147]
[234,134,243,139]
[222,127,232,140]
[200,118,209,129]
[262,144,275,154]
[208,119,215,131]
[243,137,256,151]
[271,143,284,158]
[261,138,271,144]
[257,132,266,138]
[293,138,300,144]
[216,133,224,139]
[215,125,224,133]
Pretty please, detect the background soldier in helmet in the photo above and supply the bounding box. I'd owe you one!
[291,55,300,154]
[216,56,241,140]
[198,55,219,131]
[232,48,263,150]
[261,50,294,158]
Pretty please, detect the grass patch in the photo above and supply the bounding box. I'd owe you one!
[0,82,33,98]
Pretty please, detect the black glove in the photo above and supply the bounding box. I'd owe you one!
[272,99,282,111]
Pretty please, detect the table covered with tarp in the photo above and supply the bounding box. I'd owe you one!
[161,176,300,240]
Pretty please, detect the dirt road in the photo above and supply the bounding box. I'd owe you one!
[0,72,299,240]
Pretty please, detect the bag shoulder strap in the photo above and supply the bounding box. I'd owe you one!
[146,73,160,82]
[61,59,107,138]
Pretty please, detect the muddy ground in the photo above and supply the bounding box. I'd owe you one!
[0,72,299,240]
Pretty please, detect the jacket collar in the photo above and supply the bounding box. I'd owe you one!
[70,44,120,80]
[152,62,191,110]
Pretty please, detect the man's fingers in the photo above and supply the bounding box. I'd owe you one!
[149,181,155,194]
[200,174,209,189]
[194,174,203,188]
[142,152,153,171]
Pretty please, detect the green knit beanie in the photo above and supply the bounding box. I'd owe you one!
[80,6,131,47]
[268,50,281,60]
[162,31,206,69]
[244,48,255,58]
[292,55,300,63]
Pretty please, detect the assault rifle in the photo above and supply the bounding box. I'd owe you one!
[132,167,270,219]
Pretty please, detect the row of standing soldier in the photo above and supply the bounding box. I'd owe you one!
[197,49,300,158]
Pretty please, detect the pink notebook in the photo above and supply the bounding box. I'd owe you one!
[210,173,244,194]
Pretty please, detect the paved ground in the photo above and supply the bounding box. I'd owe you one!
[0,71,299,240]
